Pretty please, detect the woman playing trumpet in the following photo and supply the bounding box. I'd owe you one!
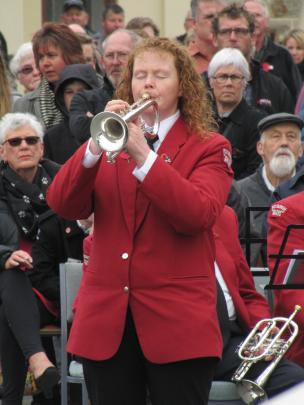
[47,37,233,405]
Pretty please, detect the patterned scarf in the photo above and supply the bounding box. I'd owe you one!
[0,163,54,240]
[39,77,63,129]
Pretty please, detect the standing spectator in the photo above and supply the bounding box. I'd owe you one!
[13,23,85,130]
[60,0,94,36]
[77,34,104,79]
[44,63,99,164]
[9,42,41,94]
[211,3,294,114]
[93,4,125,51]
[188,0,227,74]
[208,48,265,179]
[0,54,13,117]
[243,0,302,104]
[284,29,304,82]
[176,9,194,45]
[126,17,160,38]
[238,113,303,266]
[47,37,233,405]
[69,29,141,143]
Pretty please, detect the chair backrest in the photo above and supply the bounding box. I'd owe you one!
[60,261,83,324]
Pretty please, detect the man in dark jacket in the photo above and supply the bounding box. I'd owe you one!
[43,63,99,164]
[244,0,302,104]
[211,3,294,114]
[69,29,141,144]
[238,113,304,265]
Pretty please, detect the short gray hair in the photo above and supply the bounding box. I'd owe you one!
[191,0,228,19]
[0,113,44,144]
[9,43,35,76]
[101,28,142,54]
[208,48,251,81]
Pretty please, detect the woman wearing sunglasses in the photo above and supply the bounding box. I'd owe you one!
[13,23,85,129]
[10,42,41,94]
[0,112,61,404]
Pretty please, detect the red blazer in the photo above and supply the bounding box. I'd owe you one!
[47,118,233,363]
[267,192,304,366]
[214,206,270,331]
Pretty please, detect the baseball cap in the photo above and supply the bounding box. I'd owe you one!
[63,0,85,12]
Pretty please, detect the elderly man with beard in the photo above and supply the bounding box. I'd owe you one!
[69,29,141,143]
[237,113,303,265]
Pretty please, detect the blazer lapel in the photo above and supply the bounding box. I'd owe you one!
[135,117,189,233]
[116,152,137,236]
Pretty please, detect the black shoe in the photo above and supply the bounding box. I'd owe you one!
[35,367,60,399]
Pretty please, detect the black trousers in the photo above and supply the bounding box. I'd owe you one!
[0,269,57,405]
[82,308,218,405]
[215,335,304,399]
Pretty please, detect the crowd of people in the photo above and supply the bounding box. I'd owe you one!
[1,0,304,404]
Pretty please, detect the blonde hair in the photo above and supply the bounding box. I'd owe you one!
[116,37,216,138]
[0,55,11,118]
[284,29,304,50]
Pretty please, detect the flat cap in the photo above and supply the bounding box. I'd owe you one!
[63,0,84,12]
[258,112,304,134]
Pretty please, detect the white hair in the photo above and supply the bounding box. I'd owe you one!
[208,48,251,81]
[244,0,270,20]
[9,42,35,76]
[269,148,297,177]
[0,113,44,144]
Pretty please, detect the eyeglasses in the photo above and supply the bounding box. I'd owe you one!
[218,28,250,37]
[212,74,245,84]
[17,66,35,75]
[103,52,129,62]
[3,136,41,147]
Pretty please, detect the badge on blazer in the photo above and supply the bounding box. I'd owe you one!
[222,148,232,168]
[271,204,287,217]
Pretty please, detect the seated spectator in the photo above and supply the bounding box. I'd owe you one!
[238,113,303,266]
[213,205,304,399]
[9,42,41,94]
[126,17,160,38]
[13,22,85,129]
[69,29,141,143]
[283,29,304,82]
[267,192,304,367]
[44,63,99,164]
[0,113,61,403]
[208,48,266,179]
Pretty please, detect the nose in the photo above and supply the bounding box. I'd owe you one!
[33,66,40,76]
[229,30,237,40]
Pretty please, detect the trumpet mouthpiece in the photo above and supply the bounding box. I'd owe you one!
[295,305,302,312]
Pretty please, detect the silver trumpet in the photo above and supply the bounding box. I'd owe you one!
[90,93,159,163]
[231,305,301,404]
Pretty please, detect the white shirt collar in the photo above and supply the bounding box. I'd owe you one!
[262,165,296,192]
[156,110,180,148]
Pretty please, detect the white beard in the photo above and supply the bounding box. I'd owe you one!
[269,149,296,178]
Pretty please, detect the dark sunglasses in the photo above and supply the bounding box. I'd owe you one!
[3,136,41,147]
[18,66,34,75]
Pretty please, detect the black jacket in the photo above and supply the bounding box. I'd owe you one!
[203,59,294,115]
[215,98,266,179]
[43,64,100,164]
[256,37,302,104]
[69,76,114,144]
[272,165,304,202]
[29,212,84,306]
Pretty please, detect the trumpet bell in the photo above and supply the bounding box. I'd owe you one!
[90,111,128,153]
[237,379,267,404]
